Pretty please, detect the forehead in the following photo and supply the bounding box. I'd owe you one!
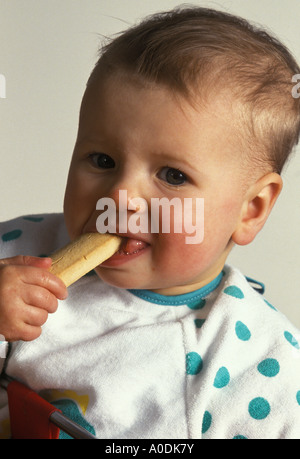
[79,73,243,169]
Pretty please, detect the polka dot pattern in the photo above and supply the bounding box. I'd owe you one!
[213,367,230,388]
[235,321,251,341]
[1,229,22,242]
[257,358,280,377]
[186,352,203,375]
[1,216,46,244]
[188,298,206,310]
[187,279,300,438]
[202,411,212,434]
[224,285,244,299]
[248,397,270,420]
[194,318,205,329]
[284,331,300,349]
[23,216,44,222]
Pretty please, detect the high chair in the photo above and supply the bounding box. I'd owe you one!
[0,374,97,439]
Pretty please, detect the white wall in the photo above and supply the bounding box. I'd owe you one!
[0,0,299,327]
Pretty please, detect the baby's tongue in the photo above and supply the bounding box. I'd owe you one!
[121,238,148,255]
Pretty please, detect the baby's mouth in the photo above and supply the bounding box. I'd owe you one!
[117,237,149,255]
[99,236,150,267]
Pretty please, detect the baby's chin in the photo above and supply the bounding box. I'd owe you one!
[92,267,185,295]
[92,265,164,292]
[92,264,151,291]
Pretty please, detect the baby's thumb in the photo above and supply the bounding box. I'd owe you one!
[0,255,52,269]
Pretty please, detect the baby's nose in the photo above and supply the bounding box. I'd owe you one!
[109,188,134,210]
[110,189,148,216]
[96,188,149,235]
[108,174,147,210]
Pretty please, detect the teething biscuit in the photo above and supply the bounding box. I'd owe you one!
[49,233,122,286]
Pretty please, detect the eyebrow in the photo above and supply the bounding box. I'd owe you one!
[151,151,198,173]
[75,136,105,148]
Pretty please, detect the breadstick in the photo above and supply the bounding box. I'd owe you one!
[49,233,122,287]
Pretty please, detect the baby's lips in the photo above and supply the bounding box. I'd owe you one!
[119,238,149,255]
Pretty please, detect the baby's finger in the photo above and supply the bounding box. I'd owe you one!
[23,285,59,314]
[17,323,44,342]
[21,266,68,301]
[23,304,49,328]
[0,255,52,268]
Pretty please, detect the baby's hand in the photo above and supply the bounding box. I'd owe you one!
[0,256,67,342]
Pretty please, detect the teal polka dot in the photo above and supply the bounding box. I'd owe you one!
[257,358,280,377]
[296,391,300,406]
[188,299,206,310]
[2,229,22,242]
[202,411,212,434]
[233,435,248,439]
[235,321,251,341]
[23,216,44,222]
[248,397,270,420]
[284,331,300,349]
[224,285,244,299]
[186,352,203,375]
[194,318,205,328]
[264,299,277,311]
[213,366,230,388]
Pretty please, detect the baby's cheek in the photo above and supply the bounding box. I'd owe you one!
[156,233,204,270]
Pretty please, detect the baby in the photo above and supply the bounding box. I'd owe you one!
[0,6,300,439]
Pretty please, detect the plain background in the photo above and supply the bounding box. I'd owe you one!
[0,0,299,327]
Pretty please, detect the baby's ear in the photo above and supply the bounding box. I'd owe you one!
[231,172,282,246]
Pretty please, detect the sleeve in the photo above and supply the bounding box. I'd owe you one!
[0,213,68,260]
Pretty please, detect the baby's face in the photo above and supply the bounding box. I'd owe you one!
[64,74,248,294]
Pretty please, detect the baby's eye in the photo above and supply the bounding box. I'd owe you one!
[89,153,115,169]
[157,167,187,186]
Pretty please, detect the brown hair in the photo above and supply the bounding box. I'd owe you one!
[87,6,300,173]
